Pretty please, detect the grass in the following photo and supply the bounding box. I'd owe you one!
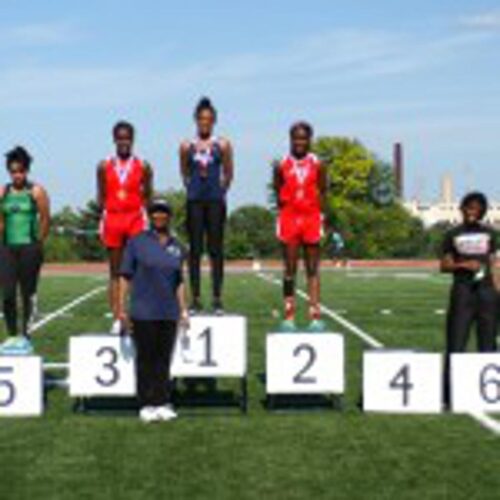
[0,268,499,500]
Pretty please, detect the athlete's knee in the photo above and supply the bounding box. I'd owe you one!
[305,261,319,278]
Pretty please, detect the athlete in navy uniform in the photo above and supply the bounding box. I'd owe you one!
[180,97,234,315]
[440,192,499,405]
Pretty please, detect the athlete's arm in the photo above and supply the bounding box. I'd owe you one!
[179,141,191,188]
[318,162,330,231]
[32,184,51,242]
[177,282,189,329]
[96,161,106,213]
[0,185,5,243]
[220,138,234,191]
[272,160,283,208]
[440,254,481,273]
[143,161,154,206]
[118,276,131,330]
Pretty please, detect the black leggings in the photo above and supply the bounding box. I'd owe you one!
[444,281,498,403]
[0,243,43,337]
[186,200,226,299]
[133,320,178,407]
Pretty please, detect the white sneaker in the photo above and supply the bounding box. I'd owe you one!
[110,319,122,336]
[155,404,178,421]
[139,406,160,423]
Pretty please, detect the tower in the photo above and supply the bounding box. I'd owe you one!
[393,143,404,199]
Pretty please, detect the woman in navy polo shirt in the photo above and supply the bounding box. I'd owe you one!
[119,199,188,423]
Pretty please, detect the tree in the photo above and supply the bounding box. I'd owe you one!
[226,205,278,259]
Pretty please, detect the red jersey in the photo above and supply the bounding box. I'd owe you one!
[278,153,321,213]
[103,156,146,213]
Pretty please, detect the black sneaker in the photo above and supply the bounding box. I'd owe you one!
[189,298,203,315]
[212,298,224,316]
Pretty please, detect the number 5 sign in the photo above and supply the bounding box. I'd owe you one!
[266,333,345,395]
[451,353,500,413]
[69,335,136,397]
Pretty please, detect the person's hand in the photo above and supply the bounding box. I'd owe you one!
[117,310,131,335]
[179,309,190,331]
[460,260,482,272]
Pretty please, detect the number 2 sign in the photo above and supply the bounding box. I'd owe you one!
[266,333,345,395]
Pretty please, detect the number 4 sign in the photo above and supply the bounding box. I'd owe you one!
[363,350,442,414]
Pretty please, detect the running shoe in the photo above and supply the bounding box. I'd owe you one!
[155,404,178,421]
[278,319,297,333]
[188,298,203,315]
[306,319,327,333]
[0,336,34,356]
[212,299,224,316]
[139,406,160,424]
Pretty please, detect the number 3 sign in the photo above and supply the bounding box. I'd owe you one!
[69,335,136,397]
[266,333,345,395]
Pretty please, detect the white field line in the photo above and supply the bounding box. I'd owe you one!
[29,286,106,335]
[256,271,500,436]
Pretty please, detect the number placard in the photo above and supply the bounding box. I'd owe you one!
[69,335,136,397]
[171,316,247,378]
[0,356,43,417]
[363,350,442,414]
[451,353,500,413]
[266,333,344,395]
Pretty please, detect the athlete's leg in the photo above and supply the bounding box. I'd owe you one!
[304,244,322,321]
[0,246,19,336]
[476,284,498,352]
[108,247,124,320]
[443,283,475,405]
[282,243,300,323]
[187,201,205,307]
[206,201,226,306]
[18,243,43,337]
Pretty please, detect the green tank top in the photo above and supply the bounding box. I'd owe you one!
[2,184,39,246]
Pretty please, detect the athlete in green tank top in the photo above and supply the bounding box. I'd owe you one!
[0,146,50,355]
[2,184,39,246]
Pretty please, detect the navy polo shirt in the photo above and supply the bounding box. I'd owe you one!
[120,231,185,321]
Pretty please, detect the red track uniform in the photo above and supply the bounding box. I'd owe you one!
[277,153,323,245]
[100,156,147,249]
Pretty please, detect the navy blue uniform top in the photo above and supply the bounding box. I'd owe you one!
[120,231,185,321]
[186,138,225,202]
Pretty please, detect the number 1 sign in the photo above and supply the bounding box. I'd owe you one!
[171,315,247,378]
[266,333,345,395]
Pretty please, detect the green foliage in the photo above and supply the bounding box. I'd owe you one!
[226,205,278,259]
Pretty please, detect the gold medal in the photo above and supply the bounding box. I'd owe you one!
[117,189,127,200]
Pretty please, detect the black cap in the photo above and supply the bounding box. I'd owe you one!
[148,199,173,216]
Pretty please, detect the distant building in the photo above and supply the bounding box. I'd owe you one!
[403,174,500,228]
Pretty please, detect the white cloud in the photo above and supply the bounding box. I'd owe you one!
[459,9,500,30]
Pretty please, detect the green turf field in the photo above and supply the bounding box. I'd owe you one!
[1,269,500,500]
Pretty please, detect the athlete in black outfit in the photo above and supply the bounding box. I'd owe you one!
[180,97,234,314]
[440,192,499,405]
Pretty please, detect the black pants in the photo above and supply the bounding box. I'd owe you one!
[444,281,498,403]
[186,200,226,299]
[133,320,178,407]
[0,243,43,337]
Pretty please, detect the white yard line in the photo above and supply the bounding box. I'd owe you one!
[29,286,106,335]
[256,271,500,436]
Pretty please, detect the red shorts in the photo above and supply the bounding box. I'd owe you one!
[100,210,147,249]
[277,210,323,246]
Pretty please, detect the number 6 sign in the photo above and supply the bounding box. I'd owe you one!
[266,333,345,395]
[451,353,500,413]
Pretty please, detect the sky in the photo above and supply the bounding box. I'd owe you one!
[0,0,500,210]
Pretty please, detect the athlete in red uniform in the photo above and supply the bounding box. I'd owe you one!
[97,121,153,334]
[274,122,328,332]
